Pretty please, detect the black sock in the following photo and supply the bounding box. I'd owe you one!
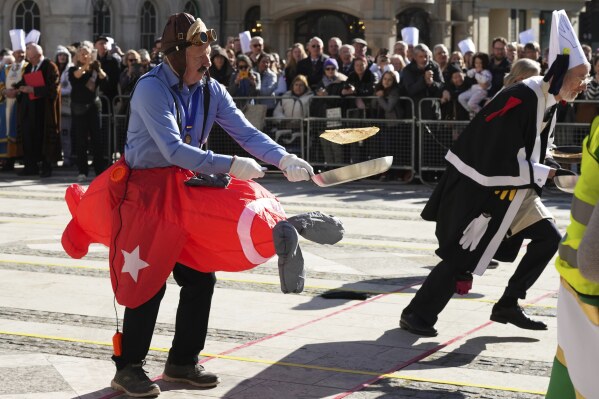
[496,296,518,308]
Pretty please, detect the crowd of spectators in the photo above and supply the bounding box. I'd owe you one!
[1,30,599,182]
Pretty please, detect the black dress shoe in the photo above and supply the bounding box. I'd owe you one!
[490,304,547,330]
[400,312,438,337]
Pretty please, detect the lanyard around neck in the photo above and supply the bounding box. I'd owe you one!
[173,87,201,139]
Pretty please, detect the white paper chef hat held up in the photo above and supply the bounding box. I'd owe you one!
[25,29,40,45]
[9,29,25,51]
[544,10,587,94]
[518,29,535,45]
[458,38,476,54]
[401,27,419,46]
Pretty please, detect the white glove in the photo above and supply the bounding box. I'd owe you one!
[459,213,491,252]
[467,69,475,78]
[229,156,265,180]
[278,154,313,182]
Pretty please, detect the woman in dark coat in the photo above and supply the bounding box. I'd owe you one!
[208,46,233,86]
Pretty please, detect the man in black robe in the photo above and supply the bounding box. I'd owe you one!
[400,48,591,337]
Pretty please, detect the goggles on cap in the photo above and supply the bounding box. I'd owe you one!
[190,29,217,46]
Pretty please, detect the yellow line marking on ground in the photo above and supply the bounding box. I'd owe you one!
[0,330,546,395]
[0,259,557,308]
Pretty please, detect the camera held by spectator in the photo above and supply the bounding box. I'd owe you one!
[90,60,101,73]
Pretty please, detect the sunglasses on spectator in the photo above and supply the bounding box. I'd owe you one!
[324,67,336,71]
[311,44,321,48]
[238,65,249,70]
[252,44,262,48]
[128,59,137,62]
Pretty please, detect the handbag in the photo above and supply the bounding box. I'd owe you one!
[71,102,91,116]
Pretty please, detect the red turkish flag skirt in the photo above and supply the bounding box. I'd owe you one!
[62,159,286,308]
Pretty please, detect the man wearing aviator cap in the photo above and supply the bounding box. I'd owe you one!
[109,13,313,397]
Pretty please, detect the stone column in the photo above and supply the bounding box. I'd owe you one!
[432,20,452,49]
[362,18,396,55]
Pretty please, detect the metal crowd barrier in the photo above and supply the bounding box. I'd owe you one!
[416,97,598,185]
[112,95,129,162]
[101,93,597,185]
[98,95,112,167]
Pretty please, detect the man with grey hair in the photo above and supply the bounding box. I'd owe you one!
[401,10,590,339]
[15,43,61,177]
[433,43,450,81]
[296,36,328,88]
[400,43,444,120]
[247,35,265,63]
[339,43,355,76]
[327,36,342,64]
[393,40,408,61]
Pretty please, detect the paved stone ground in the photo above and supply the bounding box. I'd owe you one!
[0,167,572,398]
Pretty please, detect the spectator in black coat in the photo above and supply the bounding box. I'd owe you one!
[345,58,376,118]
[296,37,329,90]
[94,36,121,111]
[488,36,511,97]
[400,43,444,120]
[209,46,234,86]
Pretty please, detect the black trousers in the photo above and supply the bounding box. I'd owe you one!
[112,263,216,370]
[21,100,48,172]
[72,102,106,176]
[403,219,561,326]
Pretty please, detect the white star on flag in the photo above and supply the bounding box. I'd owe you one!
[121,245,149,283]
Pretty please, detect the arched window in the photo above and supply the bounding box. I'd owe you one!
[184,1,199,17]
[92,0,111,37]
[15,0,41,33]
[295,11,363,46]
[140,1,157,50]
[245,6,262,36]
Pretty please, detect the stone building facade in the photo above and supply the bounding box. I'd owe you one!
[0,0,588,58]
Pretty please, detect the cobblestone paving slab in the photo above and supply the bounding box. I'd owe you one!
[0,261,426,296]
[0,365,71,394]
[421,351,552,377]
[0,212,50,218]
[0,336,546,399]
[0,193,63,201]
[0,307,267,343]
[0,334,168,365]
[349,379,544,398]
[522,306,556,318]
[281,201,428,213]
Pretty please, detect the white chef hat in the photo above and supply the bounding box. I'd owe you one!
[9,29,26,51]
[547,10,586,70]
[401,27,419,46]
[518,29,535,45]
[544,10,588,94]
[25,29,40,45]
[106,36,114,51]
[458,38,475,54]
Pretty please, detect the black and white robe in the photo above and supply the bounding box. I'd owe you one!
[422,76,556,275]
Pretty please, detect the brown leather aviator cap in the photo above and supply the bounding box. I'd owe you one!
[161,12,196,76]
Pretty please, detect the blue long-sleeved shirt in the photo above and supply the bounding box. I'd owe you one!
[125,63,288,173]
